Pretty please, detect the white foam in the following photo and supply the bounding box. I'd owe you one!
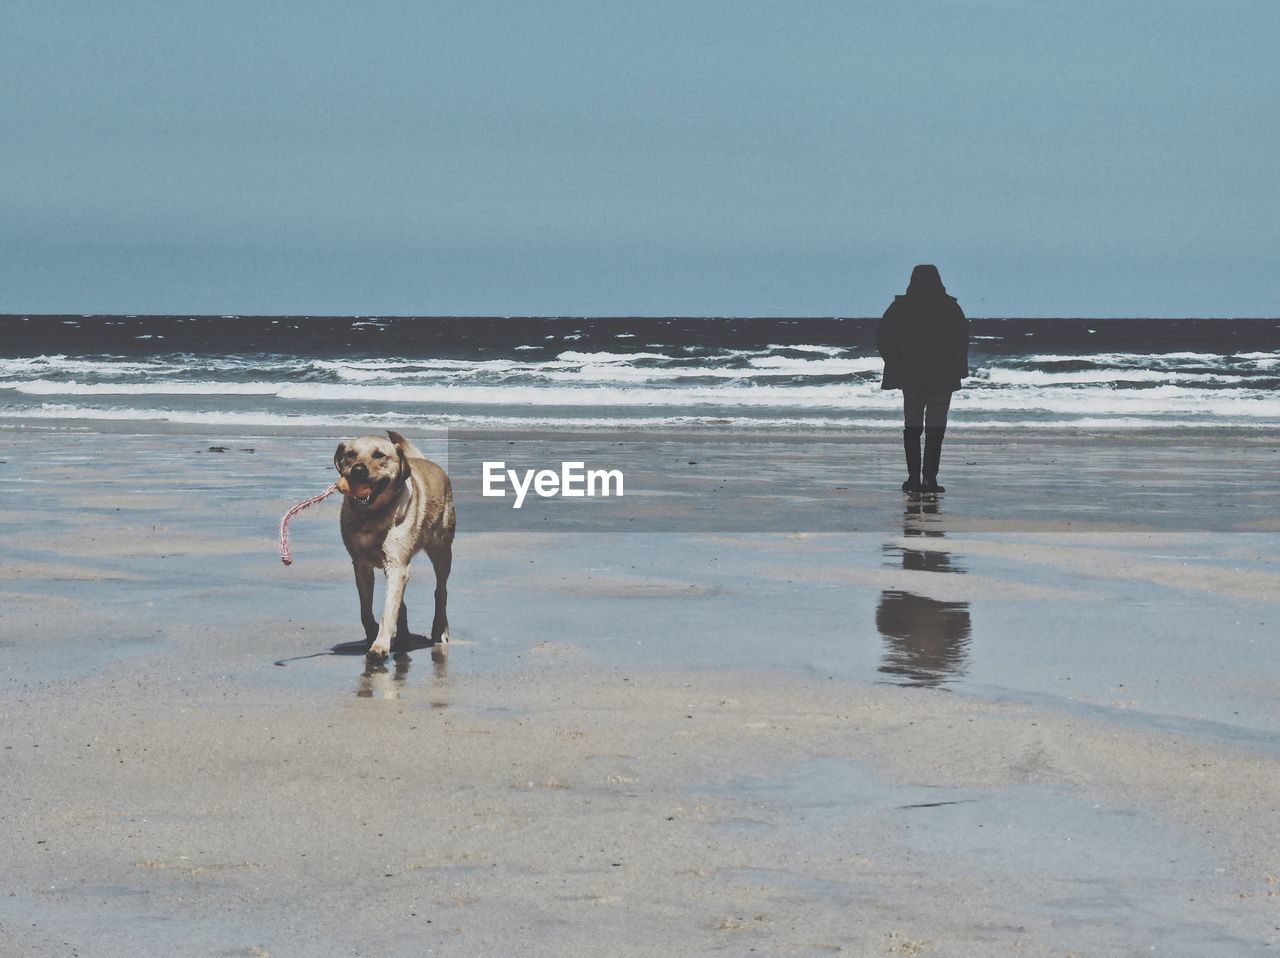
[2,403,1273,432]
[1236,353,1279,369]
[0,354,316,379]
[1023,351,1228,366]
[764,343,846,356]
[555,350,673,364]
[314,351,884,385]
[0,355,191,377]
[981,368,1247,386]
[540,356,881,383]
[4,377,1278,419]
[0,380,280,396]
[957,384,1280,417]
[746,356,883,374]
[270,381,885,407]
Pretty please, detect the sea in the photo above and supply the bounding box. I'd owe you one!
[1,315,1277,431]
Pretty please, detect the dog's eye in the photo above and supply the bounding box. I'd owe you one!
[372,451,386,459]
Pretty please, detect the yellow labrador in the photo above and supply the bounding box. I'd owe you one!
[333,431,455,660]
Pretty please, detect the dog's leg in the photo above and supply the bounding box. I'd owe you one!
[396,600,410,644]
[369,563,409,660]
[428,543,451,648]
[354,560,378,645]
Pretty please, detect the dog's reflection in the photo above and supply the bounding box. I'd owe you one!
[330,634,447,701]
[876,500,971,687]
[358,653,413,698]
[273,634,448,703]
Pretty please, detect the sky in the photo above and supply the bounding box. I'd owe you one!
[2,0,1277,317]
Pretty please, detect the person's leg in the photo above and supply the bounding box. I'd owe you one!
[921,393,952,492]
[901,390,925,493]
[923,392,951,429]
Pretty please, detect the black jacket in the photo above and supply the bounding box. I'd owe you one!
[876,294,969,392]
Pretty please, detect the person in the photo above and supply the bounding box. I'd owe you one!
[875,265,969,494]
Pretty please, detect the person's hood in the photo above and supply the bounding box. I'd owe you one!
[906,264,947,296]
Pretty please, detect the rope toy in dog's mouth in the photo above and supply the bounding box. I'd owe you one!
[278,479,344,565]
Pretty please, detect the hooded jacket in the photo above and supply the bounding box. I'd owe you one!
[875,265,969,392]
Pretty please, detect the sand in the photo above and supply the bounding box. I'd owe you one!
[1,426,1277,956]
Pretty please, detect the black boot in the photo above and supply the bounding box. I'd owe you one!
[921,426,945,493]
[901,426,923,493]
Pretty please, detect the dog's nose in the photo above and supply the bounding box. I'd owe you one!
[350,462,369,480]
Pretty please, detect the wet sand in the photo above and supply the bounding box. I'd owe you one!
[1,427,1278,956]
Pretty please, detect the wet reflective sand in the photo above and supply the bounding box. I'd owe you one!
[2,430,1277,956]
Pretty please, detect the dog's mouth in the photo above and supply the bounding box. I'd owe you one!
[346,476,390,507]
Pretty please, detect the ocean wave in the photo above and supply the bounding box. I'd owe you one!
[1021,351,1233,367]
[6,378,1278,417]
[555,350,674,364]
[314,357,582,374]
[0,355,193,377]
[277,381,897,407]
[315,351,884,384]
[321,359,562,380]
[0,380,281,396]
[956,385,1280,416]
[538,357,882,383]
[2,403,1274,432]
[979,367,1248,386]
[763,343,846,356]
[1239,355,1279,369]
[0,354,315,379]
[9,347,1270,386]
[746,356,882,374]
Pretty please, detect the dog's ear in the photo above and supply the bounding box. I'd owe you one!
[333,441,347,473]
[387,431,412,484]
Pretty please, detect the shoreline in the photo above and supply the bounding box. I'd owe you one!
[4,424,1278,534]
[4,413,1280,443]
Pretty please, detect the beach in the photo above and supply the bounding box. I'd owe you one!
[2,424,1278,956]
[7,0,1280,947]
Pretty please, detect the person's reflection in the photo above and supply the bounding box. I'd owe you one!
[876,591,971,686]
[882,500,963,572]
[876,501,971,687]
[903,498,946,539]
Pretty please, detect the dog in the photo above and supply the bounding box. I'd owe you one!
[333,431,455,661]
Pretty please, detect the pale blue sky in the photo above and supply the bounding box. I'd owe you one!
[2,1,1276,316]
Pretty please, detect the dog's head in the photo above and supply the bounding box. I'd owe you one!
[333,430,412,510]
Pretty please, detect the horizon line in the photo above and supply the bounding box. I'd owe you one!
[5,313,1279,322]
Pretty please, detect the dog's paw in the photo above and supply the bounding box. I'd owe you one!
[366,640,391,661]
